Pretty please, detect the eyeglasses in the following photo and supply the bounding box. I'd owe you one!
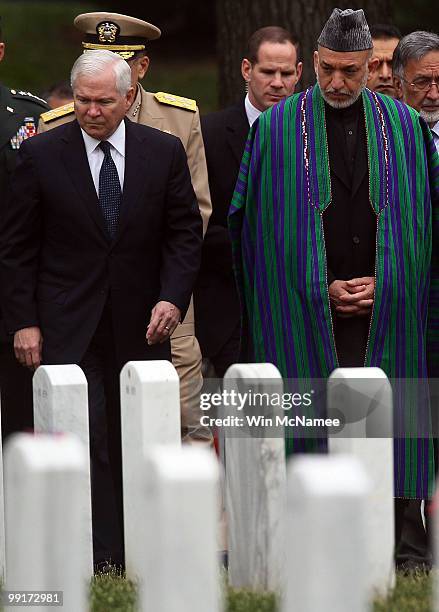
[402,76,439,92]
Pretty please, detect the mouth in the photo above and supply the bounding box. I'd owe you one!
[375,85,394,92]
[326,92,350,98]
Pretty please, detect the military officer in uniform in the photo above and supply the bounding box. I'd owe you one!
[0,20,49,439]
[38,12,212,445]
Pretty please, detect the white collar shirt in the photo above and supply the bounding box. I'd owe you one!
[244,93,262,127]
[81,120,126,195]
[432,120,439,155]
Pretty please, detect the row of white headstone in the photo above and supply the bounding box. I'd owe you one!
[0,361,435,611]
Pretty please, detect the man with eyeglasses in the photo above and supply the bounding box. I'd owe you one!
[392,31,439,572]
[394,31,439,152]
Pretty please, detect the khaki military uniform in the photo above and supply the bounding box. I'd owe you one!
[38,86,212,443]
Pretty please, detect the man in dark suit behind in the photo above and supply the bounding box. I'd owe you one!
[0,50,202,568]
[196,27,302,377]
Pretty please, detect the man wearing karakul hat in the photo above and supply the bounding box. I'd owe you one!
[229,8,439,544]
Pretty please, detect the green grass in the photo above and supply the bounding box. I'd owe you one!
[91,570,137,612]
[0,2,219,113]
[373,571,432,612]
[88,570,433,612]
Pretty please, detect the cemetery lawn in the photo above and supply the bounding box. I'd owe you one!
[89,570,432,611]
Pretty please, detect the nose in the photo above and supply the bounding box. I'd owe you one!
[87,102,101,117]
[380,62,391,80]
[330,72,345,90]
[271,72,283,88]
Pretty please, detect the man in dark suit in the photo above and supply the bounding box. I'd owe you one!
[196,27,302,377]
[0,50,202,568]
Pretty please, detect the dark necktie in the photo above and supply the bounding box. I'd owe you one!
[98,141,121,238]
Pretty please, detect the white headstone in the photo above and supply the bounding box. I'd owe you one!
[140,446,221,612]
[32,365,93,576]
[223,363,286,591]
[284,455,370,612]
[327,367,395,597]
[4,433,89,612]
[120,360,181,578]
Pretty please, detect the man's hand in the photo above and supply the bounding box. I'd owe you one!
[329,277,375,318]
[14,326,43,369]
[146,301,181,345]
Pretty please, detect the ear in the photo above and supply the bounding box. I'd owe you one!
[296,61,303,83]
[126,86,136,108]
[241,58,252,83]
[393,76,403,101]
[0,43,5,63]
[313,50,319,74]
[138,55,150,80]
[368,56,379,75]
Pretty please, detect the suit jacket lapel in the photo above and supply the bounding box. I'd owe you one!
[226,101,250,165]
[60,120,109,241]
[113,118,149,244]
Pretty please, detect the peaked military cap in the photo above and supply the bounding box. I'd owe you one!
[318,8,373,52]
[74,12,161,60]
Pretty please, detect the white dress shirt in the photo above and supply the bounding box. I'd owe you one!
[432,120,439,155]
[244,93,262,127]
[81,120,126,195]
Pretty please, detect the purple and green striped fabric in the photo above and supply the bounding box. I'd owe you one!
[229,85,439,498]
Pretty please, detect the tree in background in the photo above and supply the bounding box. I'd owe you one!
[216,0,392,107]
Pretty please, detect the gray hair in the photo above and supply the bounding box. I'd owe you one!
[70,50,132,96]
[393,31,439,79]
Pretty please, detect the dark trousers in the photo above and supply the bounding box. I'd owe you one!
[207,323,241,379]
[0,339,34,440]
[80,303,124,566]
[396,500,431,569]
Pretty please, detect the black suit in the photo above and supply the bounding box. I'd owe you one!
[0,118,203,563]
[195,101,249,376]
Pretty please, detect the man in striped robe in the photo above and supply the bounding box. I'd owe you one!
[229,8,439,540]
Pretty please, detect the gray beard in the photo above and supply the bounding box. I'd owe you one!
[420,107,439,127]
[317,70,368,109]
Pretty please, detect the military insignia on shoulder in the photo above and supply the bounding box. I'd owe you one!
[10,89,47,105]
[10,117,36,150]
[40,102,75,124]
[154,92,197,112]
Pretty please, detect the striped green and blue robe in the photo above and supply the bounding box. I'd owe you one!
[229,85,439,498]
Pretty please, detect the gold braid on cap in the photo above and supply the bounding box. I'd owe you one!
[82,42,145,51]
[82,42,145,59]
